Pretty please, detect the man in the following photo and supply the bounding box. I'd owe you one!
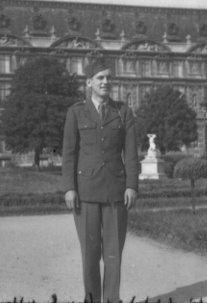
[62,57,138,303]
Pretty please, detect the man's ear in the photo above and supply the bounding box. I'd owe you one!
[86,78,92,88]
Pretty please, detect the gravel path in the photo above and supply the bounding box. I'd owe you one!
[0,214,207,302]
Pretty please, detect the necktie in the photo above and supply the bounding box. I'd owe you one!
[99,103,106,121]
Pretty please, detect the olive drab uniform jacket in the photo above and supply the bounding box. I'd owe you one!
[62,98,138,203]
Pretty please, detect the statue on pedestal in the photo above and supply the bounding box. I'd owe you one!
[147,134,156,151]
[139,133,167,180]
[147,134,160,157]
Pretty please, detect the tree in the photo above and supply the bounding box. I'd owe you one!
[135,86,198,154]
[174,158,207,214]
[1,56,81,167]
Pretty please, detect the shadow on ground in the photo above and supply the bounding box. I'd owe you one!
[149,280,207,303]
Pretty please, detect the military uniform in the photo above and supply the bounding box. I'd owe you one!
[62,97,138,303]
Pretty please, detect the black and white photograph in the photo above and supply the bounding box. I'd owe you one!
[0,0,207,302]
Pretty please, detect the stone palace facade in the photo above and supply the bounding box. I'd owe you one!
[0,0,207,165]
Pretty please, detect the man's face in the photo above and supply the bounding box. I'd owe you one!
[87,68,112,100]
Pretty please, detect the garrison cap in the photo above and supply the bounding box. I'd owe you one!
[85,57,110,78]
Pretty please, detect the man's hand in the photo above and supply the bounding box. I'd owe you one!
[65,190,80,210]
[124,188,138,210]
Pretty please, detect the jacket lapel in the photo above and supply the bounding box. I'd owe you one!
[84,98,101,124]
[102,99,120,126]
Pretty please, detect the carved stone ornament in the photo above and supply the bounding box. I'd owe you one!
[33,14,47,31]
[199,24,207,37]
[135,21,147,35]
[55,37,98,49]
[101,18,116,39]
[0,34,27,47]
[166,22,181,42]
[68,16,81,32]
[192,44,207,54]
[0,14,11,29]
[102,18,115,33]
[125,41,167,52]
[167,22,179,36]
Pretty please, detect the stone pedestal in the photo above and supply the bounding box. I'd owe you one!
[139,149,167,180]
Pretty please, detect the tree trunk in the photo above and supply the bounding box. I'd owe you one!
[190,178,196,214]
[34,148,40,169]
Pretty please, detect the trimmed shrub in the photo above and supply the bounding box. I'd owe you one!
[162,153,192,178]
[174,158,207,213]
[174,158,207,181]
[163,161,175,178]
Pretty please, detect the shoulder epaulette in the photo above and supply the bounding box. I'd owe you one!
[116,100,126,106]
[115,100,128,110]
[73,100,86,107]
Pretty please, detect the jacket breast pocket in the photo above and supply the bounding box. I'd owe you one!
[77,167,93,177]
[110,122,124,144]
[112,124,123,131]
[110,118,124,132]
[78,122,97,145]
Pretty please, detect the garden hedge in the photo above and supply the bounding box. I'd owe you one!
[0,188,206,209]
[0,192,65,207]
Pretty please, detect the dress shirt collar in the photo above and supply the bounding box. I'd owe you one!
[91,97,109,112]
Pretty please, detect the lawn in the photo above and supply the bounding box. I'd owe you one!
[128,208,207,254]
[0,167,63,195]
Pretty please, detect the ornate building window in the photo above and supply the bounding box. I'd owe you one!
[66,57,84,75]
[0,82,11,107]
[187,85,204,111]
[0,55,11,74]
[187,59,202,78]
[189,61,201,75]
[139,84,152,102]
[141,60,151,77]
[122,58,137,75]
[0,54,17,74]
[156,60,170,77]
[0,81,11,153]
[122,84,138,109]
[110,83,119,101]
[117,57,138,77]
[173,60,184,78]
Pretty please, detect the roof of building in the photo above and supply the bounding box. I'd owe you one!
[2,0,207,50]
[17,0,207,10]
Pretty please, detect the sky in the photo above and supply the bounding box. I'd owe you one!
[39,0,207,9]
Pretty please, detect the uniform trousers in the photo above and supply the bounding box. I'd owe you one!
[73,201,128,303]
